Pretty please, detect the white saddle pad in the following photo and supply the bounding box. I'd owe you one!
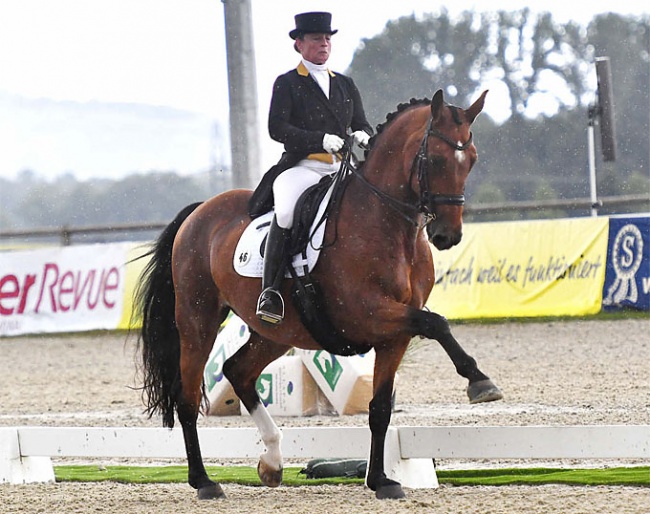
[233,187,333,278]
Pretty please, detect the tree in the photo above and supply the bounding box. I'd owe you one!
[347,10,649,212]
[350,10,596,124]
[11,172,210,234]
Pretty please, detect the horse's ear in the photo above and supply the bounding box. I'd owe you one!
[465,90,488,124]
[431,89,444,122]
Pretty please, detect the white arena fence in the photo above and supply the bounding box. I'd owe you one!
[2,425,649,486]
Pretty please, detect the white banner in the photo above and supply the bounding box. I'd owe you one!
[0,243,132,336]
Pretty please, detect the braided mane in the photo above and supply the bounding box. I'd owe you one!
[365,98,431,158]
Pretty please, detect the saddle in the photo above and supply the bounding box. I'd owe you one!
[289,175,334,254]
[233,176,334,279]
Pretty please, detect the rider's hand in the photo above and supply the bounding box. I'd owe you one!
[352,130,370,148]
[323,134,345,154]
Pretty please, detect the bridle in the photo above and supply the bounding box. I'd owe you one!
[348,107,471,227]
[413,113,471,223]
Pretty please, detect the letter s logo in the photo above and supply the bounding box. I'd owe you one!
[620,235,636,269]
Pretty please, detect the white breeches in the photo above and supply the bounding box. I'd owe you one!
[272,158,339,229]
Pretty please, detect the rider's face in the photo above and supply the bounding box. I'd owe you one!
[296,33,331,65]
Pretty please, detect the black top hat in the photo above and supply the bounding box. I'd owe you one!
[289,12,338,40]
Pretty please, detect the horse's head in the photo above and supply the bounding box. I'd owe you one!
[416,89,487,250]
[359,89,486,250]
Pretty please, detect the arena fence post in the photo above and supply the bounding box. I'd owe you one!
[0,427,55,485]
[384,427,438,488]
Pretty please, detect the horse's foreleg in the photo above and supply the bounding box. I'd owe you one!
[366,343,409,500]
[410,309,503,403]
[223,333,290,487]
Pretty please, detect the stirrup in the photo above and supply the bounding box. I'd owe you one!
[256,287,285,324]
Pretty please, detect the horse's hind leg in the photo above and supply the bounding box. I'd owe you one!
[222,332,290,487]
[176,299,230,500]
[411,309,503,403]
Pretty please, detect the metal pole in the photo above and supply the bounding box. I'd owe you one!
[587,106,599,217]
[595,57,617,162]
[222,0,260,189]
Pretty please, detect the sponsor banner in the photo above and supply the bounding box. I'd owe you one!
[117,243,150,330]
[427,217,609,318]
[2,215,639,336]
[0,243,132,336]
[602,215,650,311]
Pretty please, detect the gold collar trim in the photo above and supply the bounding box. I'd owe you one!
[297,61,335,77]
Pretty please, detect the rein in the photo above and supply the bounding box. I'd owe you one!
[349,163,423,226]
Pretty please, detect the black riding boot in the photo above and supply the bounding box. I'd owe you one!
[256,217,291,324]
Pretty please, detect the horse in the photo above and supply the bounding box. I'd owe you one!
[134,89,502,501]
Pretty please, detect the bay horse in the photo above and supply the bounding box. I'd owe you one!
[134,89,502,500]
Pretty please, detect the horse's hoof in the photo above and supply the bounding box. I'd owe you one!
[258,459,283,487]
[197,483,226,500]
[375,482,406,500]
[467,379,503,404]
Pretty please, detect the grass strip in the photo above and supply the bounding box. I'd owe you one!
[54,466,364,486]
[54,465,650,487]
[438,467,650,486]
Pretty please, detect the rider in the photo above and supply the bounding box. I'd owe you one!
[252,11,373,324]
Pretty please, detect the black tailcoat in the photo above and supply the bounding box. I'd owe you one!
[249,62,372,217]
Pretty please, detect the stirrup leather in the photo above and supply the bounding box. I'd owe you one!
[256,287,285,324]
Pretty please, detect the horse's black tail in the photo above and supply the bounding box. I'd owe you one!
[133,202,203,429]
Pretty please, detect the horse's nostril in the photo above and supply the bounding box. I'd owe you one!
[430,232,461,250]
[431,235,451,250]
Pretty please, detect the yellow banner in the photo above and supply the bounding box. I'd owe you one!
[117,243,150,330]
[426,217,609,318]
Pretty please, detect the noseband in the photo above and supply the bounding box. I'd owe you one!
[349,107,471,227]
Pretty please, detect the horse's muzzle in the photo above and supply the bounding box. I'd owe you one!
[426,224,462,250]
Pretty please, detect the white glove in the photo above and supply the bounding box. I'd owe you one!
[352,130,370,148]
[323,133,344,154]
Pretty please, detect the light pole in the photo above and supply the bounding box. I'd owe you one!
[222,0,260,190]
[587,56,617,217]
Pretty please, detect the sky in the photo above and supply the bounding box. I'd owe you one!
[0,0,647,182]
